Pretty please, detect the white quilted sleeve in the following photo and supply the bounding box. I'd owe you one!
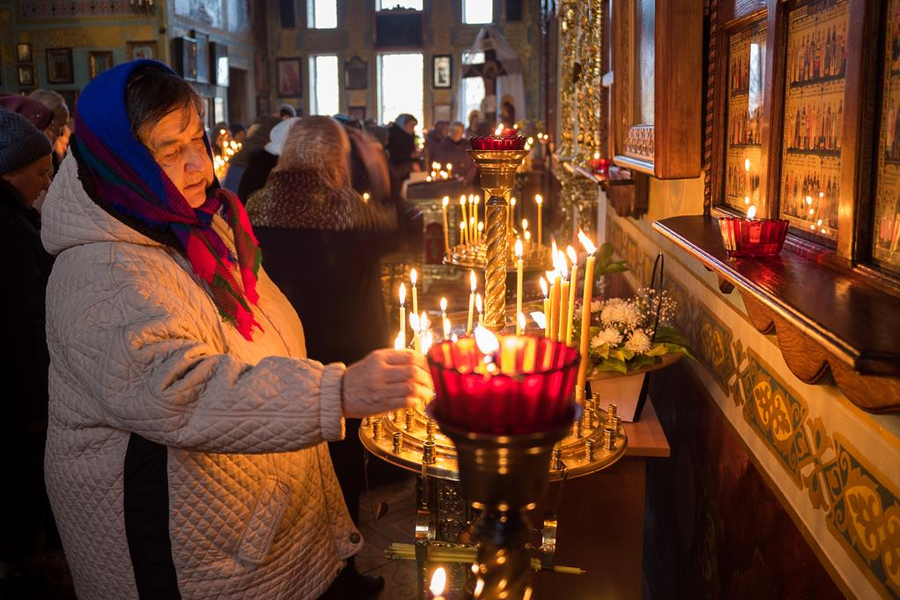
[55,266,348,454]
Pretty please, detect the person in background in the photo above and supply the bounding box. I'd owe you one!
[55,124,71,161]
[223,115,279,195]
[237,116,299,203]
[386,113,421,187]
[423,120,449,167]
[0,107,69,598]
[229,122,246,145]
[0,95,54,211]
[41,60,432,600]
[29,90,70,174]
[466,109,482,138]
[246,117,410,597]
[279,103,297,120]
[433,121,477,186]
[211,121,230,156]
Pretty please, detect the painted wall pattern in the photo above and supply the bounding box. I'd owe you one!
[607,212,900,598]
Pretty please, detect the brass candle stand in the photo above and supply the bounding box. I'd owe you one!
[463,148,529,333]
[359,394,626,599]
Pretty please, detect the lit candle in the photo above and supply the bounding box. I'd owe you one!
[467,269,476,334]
[577,230,598,398]
[548,263,561,342]
[476,293,483,326]
[477,221,484,243]
[362,192,370,203]
[518,312,526,336]
[441,196,450,255]
[410,312,421,353]
[446,163,452,174]
[539,276,550,337]
[565,245,578,345]
[399,283,407,345]
[535,194,543,246]
[746,204,761,243]
[509,197,517,236]
[430,567,447,600]
[558,253,570,343]
[474,196,482,242]
[522,218,529,250]
[459,196,468,245]
[469,195,476,242]
[410,268,418,318]
[441,297,450,339]
[394,330,405,350]
[515,238,524,334]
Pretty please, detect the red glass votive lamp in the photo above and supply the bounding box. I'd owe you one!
[718,215,788,258]
[427,333,580,435]
[590,155,610,174]
[470,135,528,151]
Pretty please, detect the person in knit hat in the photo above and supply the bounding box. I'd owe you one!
[0,107,66,595]
[40,60,432,599]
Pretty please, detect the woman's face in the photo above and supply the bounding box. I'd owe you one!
[142,106,213,208]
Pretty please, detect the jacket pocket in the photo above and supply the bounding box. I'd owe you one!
[236,476,291,566]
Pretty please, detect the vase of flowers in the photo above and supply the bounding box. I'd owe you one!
[574,288,695,421]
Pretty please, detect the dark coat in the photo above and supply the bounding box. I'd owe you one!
[246,170,401,365]
[0,179,54,560]
[433,137,477,185]
[237,149,279,204]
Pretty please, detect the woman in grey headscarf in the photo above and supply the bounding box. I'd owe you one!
[222,115,279,193]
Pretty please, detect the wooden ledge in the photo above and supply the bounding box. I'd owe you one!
[652,215,900,413]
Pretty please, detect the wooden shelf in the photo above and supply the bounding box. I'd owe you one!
[653,215,900,413]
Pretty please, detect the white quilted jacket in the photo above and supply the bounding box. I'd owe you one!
[40,155,363,599]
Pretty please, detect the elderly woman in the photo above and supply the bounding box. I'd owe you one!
[40,60,432,600]
[246,120,404,597]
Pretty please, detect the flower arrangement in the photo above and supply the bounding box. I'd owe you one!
[574,288,695,375]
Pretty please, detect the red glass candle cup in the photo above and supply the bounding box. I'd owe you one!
[718,217,788,258]
[427,335,580,435]
[470,135,528,151]
[590,157,610,174]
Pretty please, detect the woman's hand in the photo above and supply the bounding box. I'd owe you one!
[342,349,434,418]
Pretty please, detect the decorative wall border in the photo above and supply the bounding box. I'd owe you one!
[607,213,900,599]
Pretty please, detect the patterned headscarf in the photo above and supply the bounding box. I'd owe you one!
[71,59,262,340]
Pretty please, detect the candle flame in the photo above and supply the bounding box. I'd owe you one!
[474,326,500,356]
[535,194,543,205]
[577,229,597,255]
[442,316,451,339]
[546,269,558,284]
[494,123,504,136]
[410,268,417,287]
[518,312,526,331]
[429,567,447,596]
[409,311,419,331]
[478,222,484,234]
[442,196,449,207]
[475,293,483,314]
[539,276,548,298]
[744,157,751,172]
[446,163,452,171]
[527,136,534,145]
[425,176,432,182]
[806,195,813,205]
[593,151,600,160]
[744,196,750,205]
[394,331,405,350]
[362,192,370,203]
[747,205,758,219]
[470,269,477,292]
[515,238,523,258]
[566,245,577,264]
[440,297,448,313]
[421,329,433,355]
[460,195,467,206]
[510,197,516,207]
[399,283,406,306]
[524,230,531,242]
[522,218,528,231]
[475,195,480,204]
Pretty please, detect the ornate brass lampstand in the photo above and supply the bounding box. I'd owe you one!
[467,148,529,333]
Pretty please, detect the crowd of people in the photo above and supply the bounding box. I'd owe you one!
[0,59,438,599]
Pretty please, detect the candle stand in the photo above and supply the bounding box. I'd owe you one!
[360,389,626,598]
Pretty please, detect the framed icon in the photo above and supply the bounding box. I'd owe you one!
[127,41,157,61]
[89,51,114,80]
[433,54,452,89]
[277,58,302,98]
[17,43,32,62]
[18,64,35,86]
[46,48,74,84]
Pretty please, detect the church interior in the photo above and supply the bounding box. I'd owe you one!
[1,0,899,599]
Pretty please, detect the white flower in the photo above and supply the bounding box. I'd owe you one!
[590,300,603,313]
[591,327,623,349]
[625,330,652,354]
[600,298,641,329]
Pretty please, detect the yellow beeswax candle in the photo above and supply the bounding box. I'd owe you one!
[539,276,550,337]
[548,269,560,343]
[565,245,578,345]
[577,230,598,398]
[515,238,524,334]
[459,196,468,245]
[467,270,476,334]
[410,268,418,318]
[535,194,543,246]
[476,293,483,326]
[399,283,407,345]
[441,196,450,255]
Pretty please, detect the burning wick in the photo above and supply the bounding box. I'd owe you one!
[747,205,758,220]
[429,566,447,599]
[474,326,500,374]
